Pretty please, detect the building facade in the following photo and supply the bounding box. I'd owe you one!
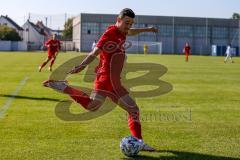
[73,13,240,55]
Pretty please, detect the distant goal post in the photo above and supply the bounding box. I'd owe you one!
[126,41,162,54]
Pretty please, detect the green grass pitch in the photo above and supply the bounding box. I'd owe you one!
[0,52,239,160]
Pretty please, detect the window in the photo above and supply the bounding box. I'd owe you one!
[229,27,239,39]
[212,27,228,39]
[100,23,112,34]
[158,25,173,37]
[175,25,193,37]
[194,26,205,37]
[82,23,99,35]
[87,30,91,34]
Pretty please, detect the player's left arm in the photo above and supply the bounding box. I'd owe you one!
[54,41,61,58]
[45,40,51,48]
[128,27,158,36]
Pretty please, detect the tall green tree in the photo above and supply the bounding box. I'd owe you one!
[232,13,240,20]
[0,25,21,41]
[62,18,73,40]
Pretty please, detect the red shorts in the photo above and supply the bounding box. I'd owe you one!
[48,51,57,58]
[93,75,129,102]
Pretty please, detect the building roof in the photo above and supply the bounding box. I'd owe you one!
[78,13,239,27]
[27,20,46,36]
[36,21,52,35]
[0,15,23,31]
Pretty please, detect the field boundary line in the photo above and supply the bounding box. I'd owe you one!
[0,76,29,119]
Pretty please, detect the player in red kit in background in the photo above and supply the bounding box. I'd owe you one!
[43,8,158,151]
[39,34,61,72]
[183,42,191,62]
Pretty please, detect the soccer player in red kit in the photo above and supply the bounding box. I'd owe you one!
[39,34,61,72]
[43,8,157,151]
[183,42,191,62]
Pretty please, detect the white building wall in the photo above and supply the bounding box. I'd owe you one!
[73,16,81,51]
[22,22,45,50]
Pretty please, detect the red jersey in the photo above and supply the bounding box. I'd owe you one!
[45,39,61,54]
[94,25,128,99]
[96,25,127,78]
[184,46,191,55]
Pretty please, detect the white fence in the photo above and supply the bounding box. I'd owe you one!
[60,41,75,51]
[0,41,27,51]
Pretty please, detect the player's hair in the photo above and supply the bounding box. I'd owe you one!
[118,8,135,19]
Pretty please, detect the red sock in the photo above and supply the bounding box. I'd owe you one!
[128,112,142,139]
[64,86,91,109]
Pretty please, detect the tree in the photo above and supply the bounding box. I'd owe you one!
[0,25,22,41]
[232,13,240,20]
[62,18,73,40]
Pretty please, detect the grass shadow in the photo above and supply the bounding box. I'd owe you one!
[0,94,60,102]
[121,150,240,160]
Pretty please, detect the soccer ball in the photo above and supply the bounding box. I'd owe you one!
[120,136,142,157]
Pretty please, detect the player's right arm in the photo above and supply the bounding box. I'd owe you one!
[67,47,100,74]
[68,28,111,74]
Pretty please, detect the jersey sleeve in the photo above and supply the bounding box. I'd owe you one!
[96,30,112,50]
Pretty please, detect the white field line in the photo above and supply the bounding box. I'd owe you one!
[0,76,29,119]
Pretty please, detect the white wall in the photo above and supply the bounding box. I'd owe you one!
[22,22,45,50]
[0,41,11,51]
[73,16,81,51]
[0,41,27,51]
[61,41,75,51]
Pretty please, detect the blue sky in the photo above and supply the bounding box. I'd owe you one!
[1,0,240,26]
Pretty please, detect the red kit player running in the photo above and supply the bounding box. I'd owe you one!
[39,34,61,72]
[183,42,191,62]
[43,8,158,151]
